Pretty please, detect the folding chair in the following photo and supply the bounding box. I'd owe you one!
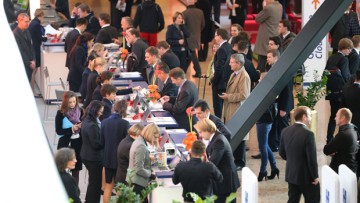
[43,66,62,120]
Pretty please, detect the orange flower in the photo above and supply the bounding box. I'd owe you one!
[120,49,128,61]
[147,84,161,102]
[182,107,197,150]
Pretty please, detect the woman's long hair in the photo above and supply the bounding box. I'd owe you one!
[69,32,94,59]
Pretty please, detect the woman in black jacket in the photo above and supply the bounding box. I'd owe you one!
[166,12,190,73]
[80,100,104,203]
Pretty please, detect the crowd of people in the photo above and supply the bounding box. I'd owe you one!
[7,0,360,202]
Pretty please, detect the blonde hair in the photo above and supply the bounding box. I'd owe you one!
[128,123,144,137]
[141,123,161,147]
[194,118,217,134]
[34,9,44,18]
[92,43,105,53]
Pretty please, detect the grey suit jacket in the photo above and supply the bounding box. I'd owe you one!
[126,136,151,187]
[254,1,282,56]
[279,123,319,185]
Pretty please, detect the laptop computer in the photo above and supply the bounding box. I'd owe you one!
[132,95,140,109]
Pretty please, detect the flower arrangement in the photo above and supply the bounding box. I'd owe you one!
[146,74,161,102]
[120,48,128,62]
[182,107,197,151]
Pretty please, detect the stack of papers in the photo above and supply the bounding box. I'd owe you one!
[152,117,177,125]
[165,129,187,134]
[120,72,141,78]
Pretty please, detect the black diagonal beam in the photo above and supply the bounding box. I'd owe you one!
[228,0,353,151]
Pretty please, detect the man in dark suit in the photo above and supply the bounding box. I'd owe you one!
[172,140,223,202]
[342,70,360,130]
[144,46,160,85]
[154,62,178,97]
[211,28,232,118]
[325,38,353,143]
[323,108,358,174]
[348,36,360,79]
[279,106,320,203]
[125,28,149,74]
[194,118,240,203]
[278,19,296,51]
[77,3,101,36]
[161,68,198,132]
[237,40,260,91]
[193,99,232,141]
[64,18,88,69]
[156,41,180,69]
[95,13,119,44]
[13,13,35,83]
[330,4,355,53]
[267,50,294,152]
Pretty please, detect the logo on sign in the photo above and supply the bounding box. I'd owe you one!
[343,188,347,203]
[312,0,320,10]
[245,191,248,203]
[326,189,330,203]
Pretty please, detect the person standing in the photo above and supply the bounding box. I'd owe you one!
[108,0,124,31]
[342,70,360,130]
[77,3,101,36]
[125,28,149,74]
[95,13,119,44]
[226,0,248,28]
[279,106,320,203]
[80,100,104,203]
[55,91,83,185]
[212,28,232,118]
[101,99,130,203]
[278,19,296,51]
[54,148,82,203]
[183,0,205,77]
[115,123,144,184]
[133,0,165,46]
[345,3,360,39]
[325,38,353,143]
[126,123,161,203]
[172,140,223,202]
[253,0,282,73]
[13,13,35,85]
[160,68,199,132]
[28,9,47,97]
[64,18,88,69]
[323,108,358,173]
[219,53,250,171]
[194,119,240,203]
[166,12,190,73]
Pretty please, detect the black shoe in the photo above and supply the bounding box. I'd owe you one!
[251,153,261,159]
[271,147,279,152]
[258,171,267,182]
[267,168,280,180]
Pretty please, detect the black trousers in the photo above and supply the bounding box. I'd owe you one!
[209,0,221,23]
[268,113,290,151]
[173,50,188,73]
[186,49,202,76]
[133,183,149,203]
[212,84,224,118]
[233,140,246,167]
[83,160,102,203]
[110,1,123,31]
[288,183,320,203]
[327,99,342,143]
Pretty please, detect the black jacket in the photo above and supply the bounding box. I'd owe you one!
[160,78,178,97]
[28,17,47,67]
[163,80,198,132]
[342,83,360,128]
[172,158,223,202]
[324,123,358,173]
[133,0,165,33]
[95,25,119,44]
[206,132,240,195]
[209,114,232,141]
[166,24,190,52]
[161,49,180,69]
[280,123,319,184]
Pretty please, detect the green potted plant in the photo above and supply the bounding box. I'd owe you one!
[291,69,330,136]
[172,192,237,203]
[113,181,159,203]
